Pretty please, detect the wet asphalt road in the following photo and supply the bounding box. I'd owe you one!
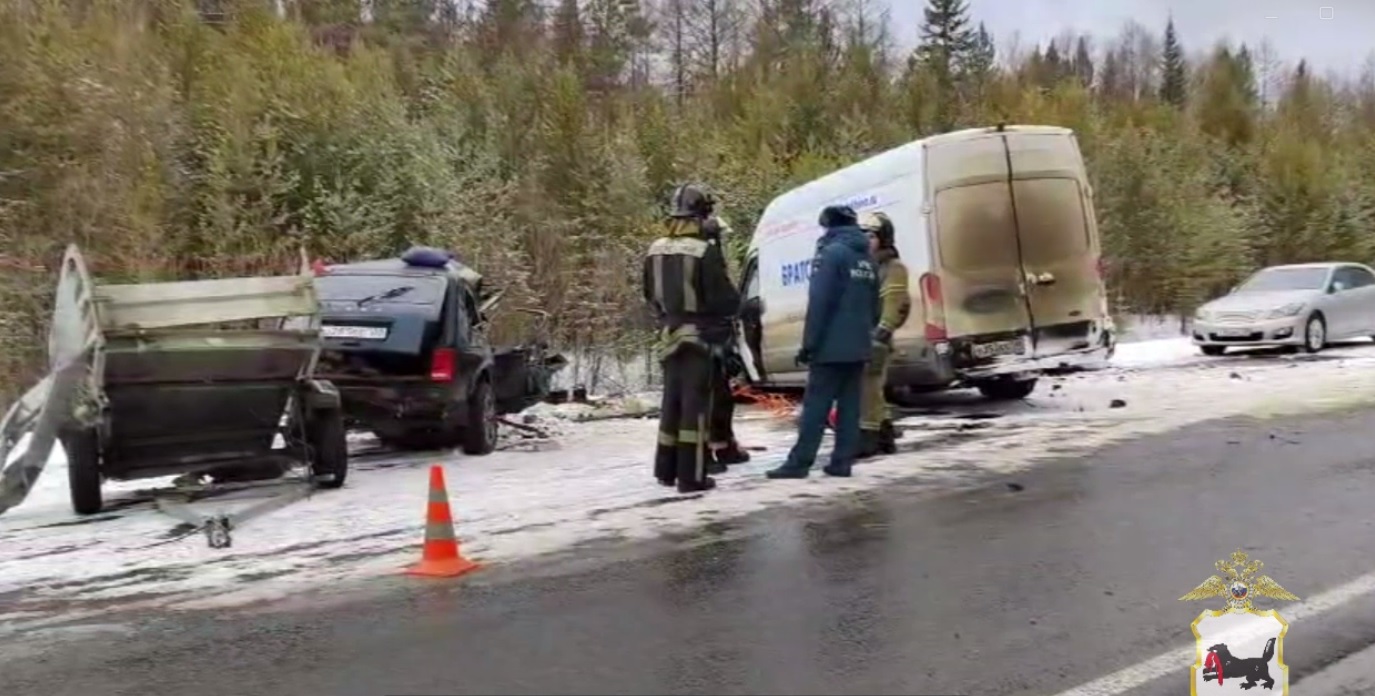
[10,406,1375,696]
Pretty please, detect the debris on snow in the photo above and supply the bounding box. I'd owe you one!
[523,391,660,422]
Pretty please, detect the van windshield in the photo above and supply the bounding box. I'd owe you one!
[315,275,446,307]
[1235,267,1329,293]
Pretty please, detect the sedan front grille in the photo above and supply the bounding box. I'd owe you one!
[1214,310,1262,324]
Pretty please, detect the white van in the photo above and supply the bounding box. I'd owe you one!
[733,125,1115,400]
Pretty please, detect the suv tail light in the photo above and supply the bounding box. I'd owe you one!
[919,272,947,340]
[430,348,456,382]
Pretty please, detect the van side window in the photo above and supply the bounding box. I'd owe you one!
[744,261,760,299]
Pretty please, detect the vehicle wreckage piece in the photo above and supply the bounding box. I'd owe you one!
[0,245,349,525]
[311,247,567,452]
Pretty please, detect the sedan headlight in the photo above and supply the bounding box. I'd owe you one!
[1195,309,1213,322]
[1267,303,1305,319]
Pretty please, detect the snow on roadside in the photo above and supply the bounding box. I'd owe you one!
[1111,336,1201,368]
[6,344,1375,625]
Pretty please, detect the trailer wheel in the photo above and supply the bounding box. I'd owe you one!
[461,377,498,456]
[308,407,348,489]
[61,428,103,516]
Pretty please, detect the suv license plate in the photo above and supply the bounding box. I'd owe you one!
[971,339,1025,359]
[322,325,388,340]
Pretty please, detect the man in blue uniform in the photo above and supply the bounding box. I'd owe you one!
[766,205,880,479]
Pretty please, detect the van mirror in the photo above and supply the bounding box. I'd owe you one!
[742,296,764,318]
[1330,281,1346,294]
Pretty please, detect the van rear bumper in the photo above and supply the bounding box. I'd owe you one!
[889,332,1115,386]
[956,344,1111,379]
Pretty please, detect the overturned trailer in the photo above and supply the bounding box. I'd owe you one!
[0,245,347,517]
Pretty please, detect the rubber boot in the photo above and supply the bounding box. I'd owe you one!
[713,442,751,466]
[706,455,728,475]
[676,443,716,493]
[878,420,898,455]
[855,429,881,460]
[766,459,811,479]
[655,444,677,487]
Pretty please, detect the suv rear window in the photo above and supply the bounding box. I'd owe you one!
[315,274,446,307]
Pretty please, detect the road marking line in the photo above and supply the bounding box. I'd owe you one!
[1050,570,1375,696]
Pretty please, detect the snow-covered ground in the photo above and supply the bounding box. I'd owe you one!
[5,335,1375,631]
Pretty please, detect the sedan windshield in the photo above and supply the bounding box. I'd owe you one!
[1235,267,1329,293]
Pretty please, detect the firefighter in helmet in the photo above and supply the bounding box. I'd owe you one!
[642,183,741,493]
[700,214,751,470]
[857,210,910,458]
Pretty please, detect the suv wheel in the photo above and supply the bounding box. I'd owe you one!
[461,378,498,456]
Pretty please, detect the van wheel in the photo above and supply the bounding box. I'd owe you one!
[61,427,103,516]
[461,378,498,456]
[975,378,1038,401]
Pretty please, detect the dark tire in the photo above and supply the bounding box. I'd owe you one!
[1303,313,1327,354]
[1200,345,1226,357]
[61,428,103,516]
[461,377,498,456]
[975,377,1038,401]
[308,407,348,489]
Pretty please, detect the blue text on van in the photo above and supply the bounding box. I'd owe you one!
[840,194,877,210]
[781,258,815,288]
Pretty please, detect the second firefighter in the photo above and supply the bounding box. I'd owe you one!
[857,211,911,459]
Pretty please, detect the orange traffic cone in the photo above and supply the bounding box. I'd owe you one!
[405,465,480,578]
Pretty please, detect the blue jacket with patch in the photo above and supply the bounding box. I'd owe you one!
[801,220,881,365]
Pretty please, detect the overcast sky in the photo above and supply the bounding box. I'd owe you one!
[887,0,1374,77]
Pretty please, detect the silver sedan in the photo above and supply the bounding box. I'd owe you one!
[1191,262,1375,356]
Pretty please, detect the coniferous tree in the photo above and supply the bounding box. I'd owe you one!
[1160,17,1187,107]
[910,0,979,130]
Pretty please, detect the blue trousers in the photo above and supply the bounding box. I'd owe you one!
[783,361,866,471]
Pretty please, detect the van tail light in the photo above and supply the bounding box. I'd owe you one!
[1094,257,1106,280]
[919,272,948,341]
[430,348,456,382]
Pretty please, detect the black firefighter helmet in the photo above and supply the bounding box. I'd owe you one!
[667,183,717,219]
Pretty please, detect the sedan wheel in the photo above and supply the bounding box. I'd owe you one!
[1304,314,1326,353]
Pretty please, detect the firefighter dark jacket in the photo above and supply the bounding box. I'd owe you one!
[642,217,741,358]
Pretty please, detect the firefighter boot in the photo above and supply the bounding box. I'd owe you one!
[855,429,882,460]
[713,441,751,466]
[878,420,899,455]
[655,444,677,487]
[676,443,717,494]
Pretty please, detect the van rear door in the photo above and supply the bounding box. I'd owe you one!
[926,130,1101,362]
[1005,133,1102,357]
[927,135,1033,361]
